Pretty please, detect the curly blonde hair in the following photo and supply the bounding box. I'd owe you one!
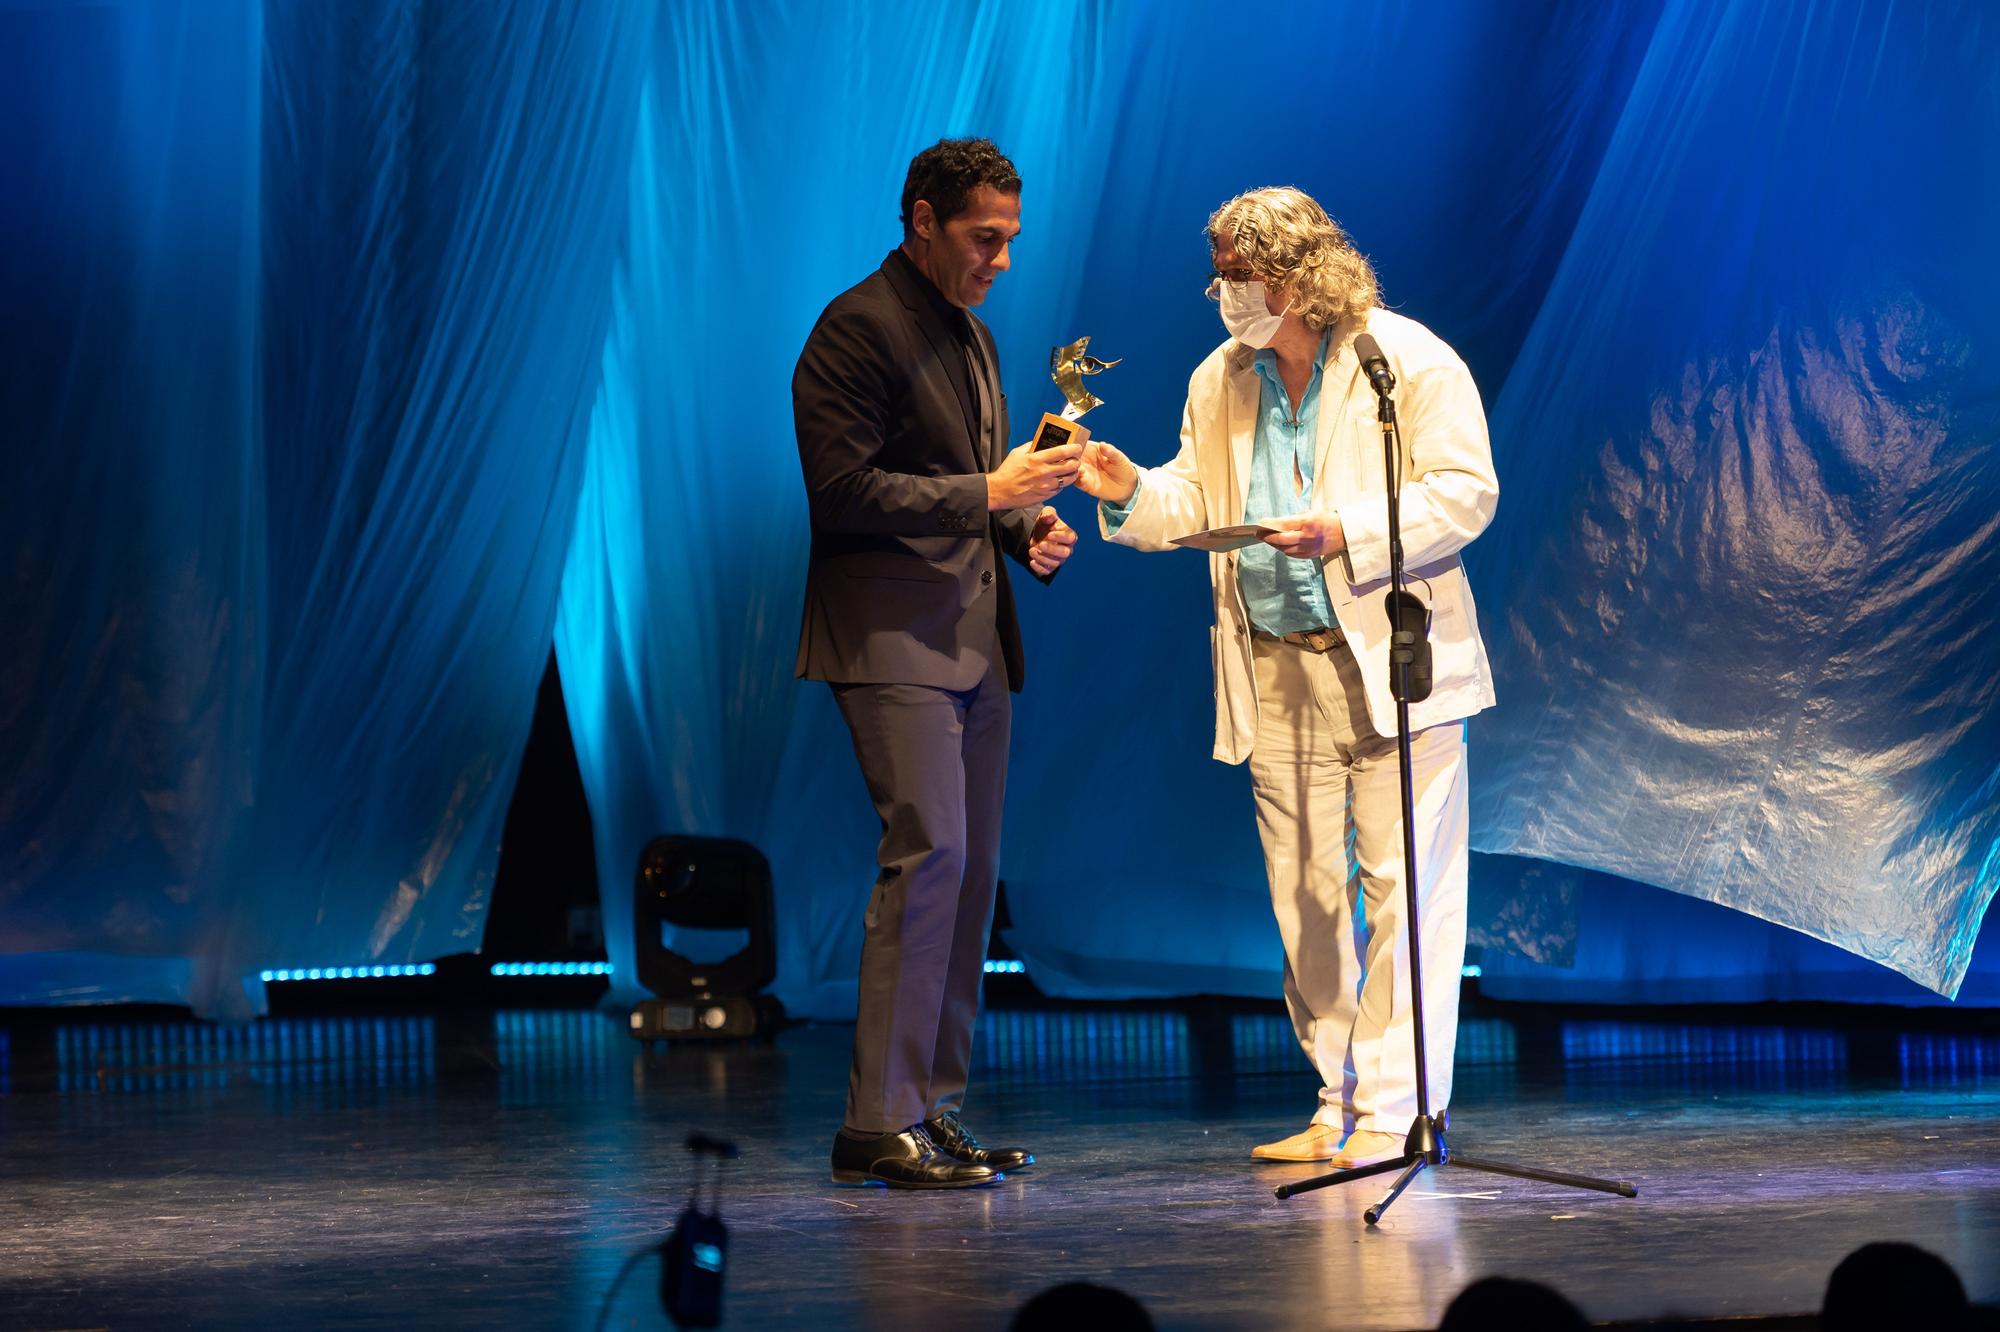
[1208,187,1379,331]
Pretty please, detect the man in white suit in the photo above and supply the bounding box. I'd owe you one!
[1076,187,1498,1167]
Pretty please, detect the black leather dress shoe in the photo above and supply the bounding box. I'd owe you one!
[830,1125,1000,1189]
[923,1111,1034,1171]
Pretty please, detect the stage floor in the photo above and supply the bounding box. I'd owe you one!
[1,999,1996,1330]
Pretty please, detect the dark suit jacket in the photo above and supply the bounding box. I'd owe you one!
[793,248,1045,693]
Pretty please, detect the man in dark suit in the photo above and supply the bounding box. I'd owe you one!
[794,138,1081,1189]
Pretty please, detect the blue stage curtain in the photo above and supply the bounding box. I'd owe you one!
[1,1,650,1015]
[1,2,264,1012]
[553,0,1167,1014]
[1474,867,2000,1009]
[1467,0,2000,998]
[6,0,1995,1016]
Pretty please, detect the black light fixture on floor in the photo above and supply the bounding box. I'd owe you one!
[628,835,783,1043]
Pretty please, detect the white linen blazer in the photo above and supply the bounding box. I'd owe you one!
[1100,308,1498,763]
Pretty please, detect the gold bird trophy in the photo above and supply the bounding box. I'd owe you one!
[1032,336,1121,449]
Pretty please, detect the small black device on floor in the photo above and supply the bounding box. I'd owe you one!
[660,1133,738,1329]
[630,835,784,1042]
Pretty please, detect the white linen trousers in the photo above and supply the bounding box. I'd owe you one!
[1247,633,1468,1135]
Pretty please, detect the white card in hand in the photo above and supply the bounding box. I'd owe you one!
[1170,523,1279,553]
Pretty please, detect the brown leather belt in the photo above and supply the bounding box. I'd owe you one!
[1258,626,1346,653]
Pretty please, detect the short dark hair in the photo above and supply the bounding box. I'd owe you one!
[1823,1243,1969,1332]
[1439,1277,1588,1332]
[899,137,1021,234]
[1011,1283,1151,1331]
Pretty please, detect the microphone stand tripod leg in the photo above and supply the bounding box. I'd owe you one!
[1445,1154,1638,1198]
[1365,1157,1429,1226]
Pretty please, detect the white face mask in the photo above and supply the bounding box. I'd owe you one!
[1219,279,1288,348]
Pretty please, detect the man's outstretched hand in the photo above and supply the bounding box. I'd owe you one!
[1075,439,1139,505]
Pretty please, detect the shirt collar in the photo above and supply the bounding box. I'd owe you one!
[1253,325,1335,381]
[887,246,971,340]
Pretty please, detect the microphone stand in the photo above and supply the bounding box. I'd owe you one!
[1274,350,1636,1224]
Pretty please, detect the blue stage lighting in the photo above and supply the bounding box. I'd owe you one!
[260,963,439,983]
[485,961,613,978]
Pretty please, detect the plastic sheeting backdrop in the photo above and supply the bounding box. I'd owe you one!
[2,0,1995,1018]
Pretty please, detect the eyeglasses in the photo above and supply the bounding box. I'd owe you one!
[1204,268,1258,300]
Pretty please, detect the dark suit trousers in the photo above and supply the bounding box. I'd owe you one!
[832,658,1009,1134]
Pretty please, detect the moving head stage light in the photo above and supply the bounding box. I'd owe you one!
[629,836,783,1042]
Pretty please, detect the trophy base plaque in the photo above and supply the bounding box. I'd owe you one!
[1032,411,1089,451]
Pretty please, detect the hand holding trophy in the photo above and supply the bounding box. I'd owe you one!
[991,338,1119,509]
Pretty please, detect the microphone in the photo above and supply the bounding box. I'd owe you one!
[1354,333,1394,395]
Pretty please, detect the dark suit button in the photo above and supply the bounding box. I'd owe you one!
[981,570,994,585]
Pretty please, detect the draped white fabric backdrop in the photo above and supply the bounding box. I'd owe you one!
[3,0,1995,1016]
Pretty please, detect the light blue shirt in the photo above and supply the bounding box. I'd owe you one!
[1103,328,1338,634]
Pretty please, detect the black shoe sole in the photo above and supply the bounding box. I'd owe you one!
[830,1168,1005,1189]
[933,1149,1035,1170]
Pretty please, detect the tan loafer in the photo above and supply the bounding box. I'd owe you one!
[1251,1123,1343,1162]
[1332,1129,1407,1168]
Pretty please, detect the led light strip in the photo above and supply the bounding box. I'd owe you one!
[489,962,615,977]
[261,964,437,982]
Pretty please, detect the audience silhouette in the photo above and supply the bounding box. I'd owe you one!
[1822,1241,1970,1332]
[1011,1281,1153,1331]
[1006,1241,1986,1330]
[1437,1275,1589,1331]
